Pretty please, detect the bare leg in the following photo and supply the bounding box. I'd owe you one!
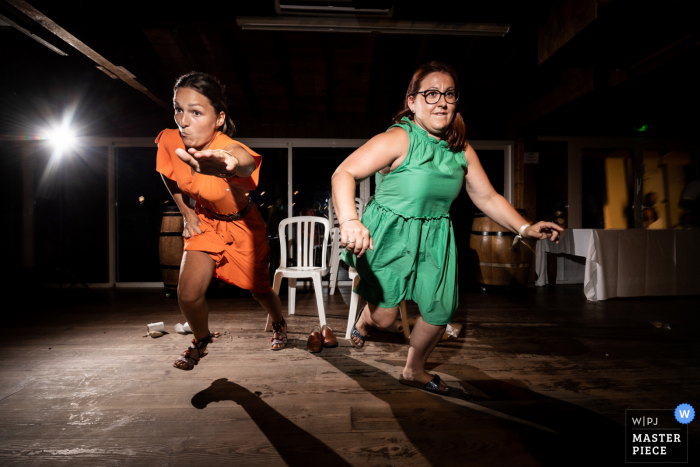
[351,302,399,346]
[251,289,285,349]
[403,317,448,391]
[177,251,216,340]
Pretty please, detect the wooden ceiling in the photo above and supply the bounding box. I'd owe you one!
[0,0,698,140]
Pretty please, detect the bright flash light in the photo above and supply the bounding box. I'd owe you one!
[46,127,75,152]
[138,196,145,203]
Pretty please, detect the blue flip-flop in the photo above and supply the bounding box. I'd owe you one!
[399,374,450,395]
[350,307,368,349]
[350,323,367,349]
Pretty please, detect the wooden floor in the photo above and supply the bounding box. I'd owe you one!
[1,284,698,466]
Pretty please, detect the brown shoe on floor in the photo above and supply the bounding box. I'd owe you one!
[321,324,338,348]
[306,326,323,353]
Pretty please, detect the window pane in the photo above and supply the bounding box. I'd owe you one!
[643,149,697,229]
[536,142,568,227]
[292,147,355,276]
[0,142,23,270]
[292,147,354,218]
[116,147,172,282]
[34,145,109,283]
[478,150,505,195]
[250,148,289,236]
[582,149,633,229]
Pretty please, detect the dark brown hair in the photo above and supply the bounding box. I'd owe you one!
[173,72,235,137]
[392,61,468,152]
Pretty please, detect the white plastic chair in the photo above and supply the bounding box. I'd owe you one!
[328,197,364,295]
[265,216,330,330]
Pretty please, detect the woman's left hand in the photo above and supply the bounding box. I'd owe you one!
[522,221,564,243]
[175,147,239,176]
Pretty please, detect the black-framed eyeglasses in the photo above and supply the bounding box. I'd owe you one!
[411,90,460,105]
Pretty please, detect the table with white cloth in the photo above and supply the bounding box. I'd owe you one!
[535,229,591,287]
[583,229,700,301]
[536,229,700,301]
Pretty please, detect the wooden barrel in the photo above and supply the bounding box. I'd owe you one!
[469,213,533,287]
[159,206,184,297]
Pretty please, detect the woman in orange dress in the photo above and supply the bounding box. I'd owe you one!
[156,72,286,371]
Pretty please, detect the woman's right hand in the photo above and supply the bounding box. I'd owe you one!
[183,211,203,238]
[340,219,373,257]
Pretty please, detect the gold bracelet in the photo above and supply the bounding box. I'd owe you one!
[339,217,359,226]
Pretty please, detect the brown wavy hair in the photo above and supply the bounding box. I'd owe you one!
[392,61,468,152]
[173,72,236,137]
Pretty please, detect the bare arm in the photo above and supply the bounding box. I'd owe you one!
[464,145,562,242]
[161,174,202,238]
[174,142,256,178]
[331,128,408,256]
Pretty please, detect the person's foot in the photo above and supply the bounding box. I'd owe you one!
[174,332,214,370]
[351,307,370,348]
[401,369,449,393]
[270,319,287,350]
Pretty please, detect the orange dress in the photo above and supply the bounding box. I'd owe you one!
[156,129,272,293]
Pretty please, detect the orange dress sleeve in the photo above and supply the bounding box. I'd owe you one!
[225,140,262,192]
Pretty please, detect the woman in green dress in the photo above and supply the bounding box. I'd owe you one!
[331,61,562,395]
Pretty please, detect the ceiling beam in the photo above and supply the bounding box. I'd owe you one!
[0,12,67,56]
[237,17,510,37]
[168,29,199,72]
[365,34,383,115]
[507,68,595,138]
[6,0,169,109]
[481,42,521,102]
[219,30,261,119]
[609,34,699,89]
[413,35,431,69]
[538,0,609,64]
[324,34,335,120]
[457,37,477,81]
[272,32,298,119]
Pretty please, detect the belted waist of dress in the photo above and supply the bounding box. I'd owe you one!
[201,196,253,222]
[370,198,451,220]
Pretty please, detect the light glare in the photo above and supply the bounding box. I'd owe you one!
[46,127,75,151]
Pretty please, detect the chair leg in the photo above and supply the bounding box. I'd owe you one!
[398,300,411,343]
[311,273,326,326]
[345,274,361,339]
[265,271,284,331]
[329,250,339,295]
[288,278,297,315]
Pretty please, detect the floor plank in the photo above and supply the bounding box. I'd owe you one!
[1,285,698,466]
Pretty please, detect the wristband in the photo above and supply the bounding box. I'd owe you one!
[518,224,530,237]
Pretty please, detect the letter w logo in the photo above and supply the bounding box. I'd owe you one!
[680,410,690,418]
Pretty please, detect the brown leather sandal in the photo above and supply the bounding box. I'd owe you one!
[174,332,215,371]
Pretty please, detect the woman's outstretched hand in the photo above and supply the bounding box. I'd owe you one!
[522,221,563,243]
[175,147,239,176]
[340,219,374,257]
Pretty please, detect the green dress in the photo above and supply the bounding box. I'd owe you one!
[342,117,467,325]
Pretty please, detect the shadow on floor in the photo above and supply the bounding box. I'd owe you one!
[315,348,625,467]
[191,378,351,467]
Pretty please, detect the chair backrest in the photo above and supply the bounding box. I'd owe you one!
[329,197,365,228]
[278,216,330,269]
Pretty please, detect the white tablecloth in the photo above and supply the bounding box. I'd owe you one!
[584,229,700,301]
[535,229,592,286]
